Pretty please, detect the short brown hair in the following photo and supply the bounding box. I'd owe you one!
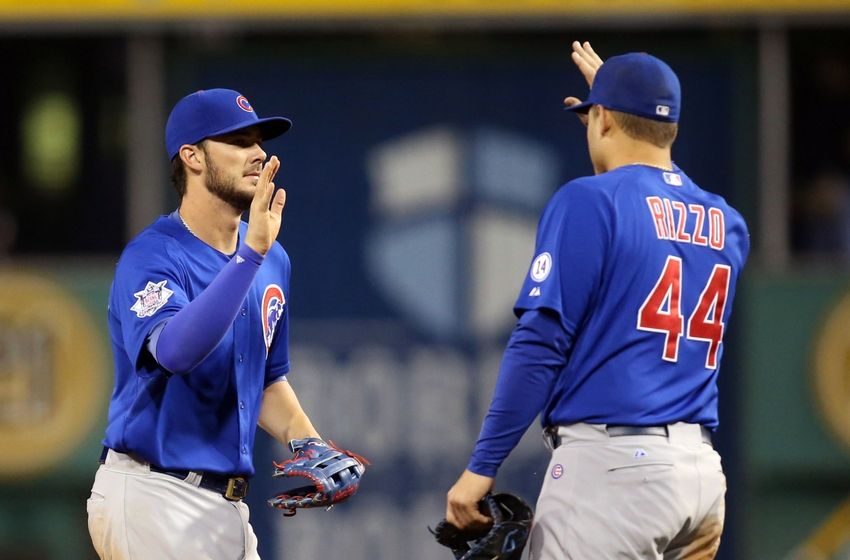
[610,110,678,148]
[170,156,187,199]
[169,140,206,199]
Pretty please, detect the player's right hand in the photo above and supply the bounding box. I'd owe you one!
[564,40,604,127]
[245,155,285,256]
[446,469,494,530]
[571,40,603,86]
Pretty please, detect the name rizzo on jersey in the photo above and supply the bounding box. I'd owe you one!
[645,195,725,250]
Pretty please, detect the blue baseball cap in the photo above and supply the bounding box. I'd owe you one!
[165,88,292,160]
[565,52,681,123]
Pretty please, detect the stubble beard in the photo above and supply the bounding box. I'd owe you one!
[205,156,253,212]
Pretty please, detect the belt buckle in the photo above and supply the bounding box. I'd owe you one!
[224,477,249,501]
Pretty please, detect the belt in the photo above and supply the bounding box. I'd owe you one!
[99,447,249,501]
[608,425,713,445]
[545,424,713,449]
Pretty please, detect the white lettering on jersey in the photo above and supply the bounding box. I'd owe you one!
[645,196,726,250]
[530,252,552,282]
[708,208,726,250]
[130,280,174,318]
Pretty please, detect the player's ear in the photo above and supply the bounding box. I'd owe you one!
[179,144,204,173]
[597,106,614,136]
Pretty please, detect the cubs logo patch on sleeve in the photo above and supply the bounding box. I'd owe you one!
[262,284,285,354]
[130,280,174,318]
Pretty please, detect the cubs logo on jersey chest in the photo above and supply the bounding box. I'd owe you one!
[262,284,285,355]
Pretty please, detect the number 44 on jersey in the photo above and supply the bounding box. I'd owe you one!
[637,256,731,370]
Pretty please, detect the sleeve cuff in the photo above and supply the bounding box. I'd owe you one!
[466,458,499,478]
[237,244,265,266]
[264,375,288,389]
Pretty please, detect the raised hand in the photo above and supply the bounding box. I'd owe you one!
[572,40,603,86]
[564,40,605,126]
[245,155,285,256]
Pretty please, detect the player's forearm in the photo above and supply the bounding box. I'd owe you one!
[151,244,263,374]
[258,379,320,445]
[467,309,570,477]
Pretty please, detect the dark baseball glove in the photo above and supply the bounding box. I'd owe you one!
[430,492,534,560]
[267,437,368,517]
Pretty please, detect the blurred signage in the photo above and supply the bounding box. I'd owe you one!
[0,0,849,19]
[0,270,106,478]
[804,288,850,557]
[812,288,850,453]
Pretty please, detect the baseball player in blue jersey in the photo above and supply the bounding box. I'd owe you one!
[87,89,324,559]
[446,42,749,559]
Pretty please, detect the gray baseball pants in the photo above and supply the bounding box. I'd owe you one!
[87,449,260,560]
[529,422,725,559]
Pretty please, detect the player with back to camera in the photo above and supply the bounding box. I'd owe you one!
[445,42,749,559]
[86,89,364,560]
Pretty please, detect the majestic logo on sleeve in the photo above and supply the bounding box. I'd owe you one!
[262,284,286,354]
[130,280,174,318]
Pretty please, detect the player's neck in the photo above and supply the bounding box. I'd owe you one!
[603,141,672,174]
[178,193,242,255]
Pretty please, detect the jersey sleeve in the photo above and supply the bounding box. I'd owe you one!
[467,308,569,477]
[111,236,189,377]
[514,179,613,335]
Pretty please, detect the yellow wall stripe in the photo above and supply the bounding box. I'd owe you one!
[0,0,849,20]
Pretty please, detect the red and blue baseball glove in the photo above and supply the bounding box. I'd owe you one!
[268,437,368,517]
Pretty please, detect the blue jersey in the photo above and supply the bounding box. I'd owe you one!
[103,214,291,475]
[515,164,749,429]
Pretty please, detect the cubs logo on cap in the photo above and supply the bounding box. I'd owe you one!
[236,95,254,113]
[165,88,292,160]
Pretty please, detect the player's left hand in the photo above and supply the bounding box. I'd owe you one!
[446,469,495,530]
[564,40,605,127]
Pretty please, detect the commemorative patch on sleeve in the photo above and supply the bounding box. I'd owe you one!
[130,280,174,318]
[530,252,553,282]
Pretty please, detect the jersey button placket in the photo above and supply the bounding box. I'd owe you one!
[233,306,251,469]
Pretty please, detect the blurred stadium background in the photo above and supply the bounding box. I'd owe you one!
[1,1,850,559]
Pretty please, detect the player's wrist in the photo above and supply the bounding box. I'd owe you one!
[238,243,266,263]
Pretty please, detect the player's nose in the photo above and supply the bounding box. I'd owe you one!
[250,142,267,164]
